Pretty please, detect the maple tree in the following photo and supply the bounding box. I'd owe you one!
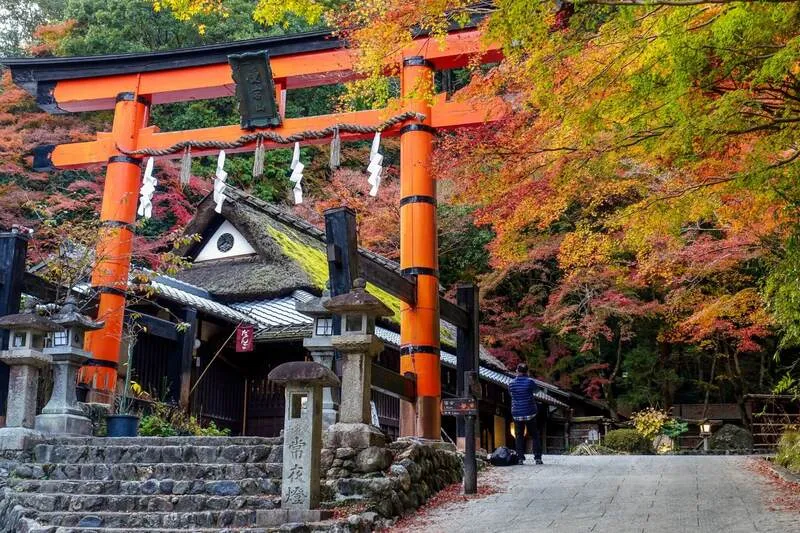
[5,0,800,415]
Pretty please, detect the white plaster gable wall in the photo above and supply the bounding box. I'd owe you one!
[195,220,257,262]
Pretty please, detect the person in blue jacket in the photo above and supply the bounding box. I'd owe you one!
[509,363,543,464]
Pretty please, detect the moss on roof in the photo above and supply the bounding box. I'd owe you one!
[267,226,328,287]
[266,225,402,324]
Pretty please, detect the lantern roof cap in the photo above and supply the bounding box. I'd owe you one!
[295,288,331,318]
[268,361,340,386]
[323,278,392,317]
[0,305,62,333]
[51,295,104,331]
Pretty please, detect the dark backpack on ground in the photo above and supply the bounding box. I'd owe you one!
[489,446,520,466]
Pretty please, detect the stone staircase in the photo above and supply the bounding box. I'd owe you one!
[0,436,285,532]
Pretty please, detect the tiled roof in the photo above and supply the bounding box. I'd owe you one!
[149,275,257,325]
[225,290,569,406]
[230,291,315,329]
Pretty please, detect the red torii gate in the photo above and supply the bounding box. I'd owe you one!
[4,27,504,439]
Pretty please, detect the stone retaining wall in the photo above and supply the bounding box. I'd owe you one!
[322,437,463,522]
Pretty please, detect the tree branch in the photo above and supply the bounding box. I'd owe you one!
[584,0,796,5]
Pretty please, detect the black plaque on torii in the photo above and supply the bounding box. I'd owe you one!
[228,50,282,130]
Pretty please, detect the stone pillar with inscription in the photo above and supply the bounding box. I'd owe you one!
[261,361,338,526]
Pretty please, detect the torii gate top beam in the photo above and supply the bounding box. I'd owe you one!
[4,28,501,114]
[2,23,506,437]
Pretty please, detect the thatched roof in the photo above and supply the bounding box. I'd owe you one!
[175,255,313,303]
[174,197,317,302]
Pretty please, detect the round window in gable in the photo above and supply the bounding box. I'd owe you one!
[217,232,235,252]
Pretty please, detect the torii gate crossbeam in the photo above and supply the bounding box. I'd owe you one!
[3,27,505,439]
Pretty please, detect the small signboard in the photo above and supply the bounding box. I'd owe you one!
[235,324,254,352]
[441,397,478,417]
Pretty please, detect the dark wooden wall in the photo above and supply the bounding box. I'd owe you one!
[0,232,29,418]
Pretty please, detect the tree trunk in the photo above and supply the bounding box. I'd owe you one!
[603,332,624,421]
[729,348,749,426]
[702,354,717,421]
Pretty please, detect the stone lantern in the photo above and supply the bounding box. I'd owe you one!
[296,288,339,428]
[0,302,61,449]
[35,296,102,436]
[323,278,391,426]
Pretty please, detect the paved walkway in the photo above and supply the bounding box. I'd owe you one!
[399,455,799,533]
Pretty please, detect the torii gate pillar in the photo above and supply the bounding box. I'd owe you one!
[399,57,440,440]
[80,93,150,398]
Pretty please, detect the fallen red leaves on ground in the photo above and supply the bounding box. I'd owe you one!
[389,467,507,532]
[331,501,368,520]
[746,457,800,513]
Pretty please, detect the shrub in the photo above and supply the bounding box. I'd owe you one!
[661,419,689,439]
[775,430,800,474]
[631,408,669,439]
[138,402,230,437]
[139,412,178,437]
[709,424,753,451]
[603,429,652,454]
[570,443,619,455]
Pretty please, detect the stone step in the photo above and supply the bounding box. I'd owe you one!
[7,492,280,515]
[12,462,283,481]
[32,510,273,528]
[31,444,282,465]
[7,477,281,497]
[39,526,276,533]
[37,436,282,447]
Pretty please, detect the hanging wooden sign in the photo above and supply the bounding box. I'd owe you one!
[235,324,255,352]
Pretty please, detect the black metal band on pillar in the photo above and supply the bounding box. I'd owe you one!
[115,92,150,105]
[400,195,437,207]
[100,220,136,232]
[108,155,142,166]
[31,144,56,172]
[83,359,119,370]
[400,124,436,136]
[400,345,441,356]
[401,267,439,277]
[403,56,434,69]
[95,285,127,297]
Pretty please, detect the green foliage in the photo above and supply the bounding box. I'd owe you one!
[56,0,271,56]
[774,373,800,400]
[138,402,231,436]
[438,205,493,287]
[619,344,682,410]
[661,419,689,440]
[138,412,178,437]
[0,0,63,55]
[775,431,800,475]
[603,429,652,454]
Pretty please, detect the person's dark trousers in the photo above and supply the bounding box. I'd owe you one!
[514,418,542,462]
